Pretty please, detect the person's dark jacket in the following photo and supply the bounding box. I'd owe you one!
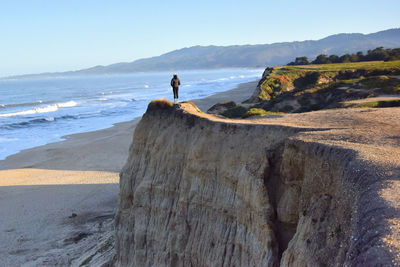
[171,77,181,88]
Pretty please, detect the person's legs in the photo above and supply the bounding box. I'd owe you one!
[173,87,178,102]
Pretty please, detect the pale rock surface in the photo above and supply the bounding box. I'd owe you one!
[115,100,400,266]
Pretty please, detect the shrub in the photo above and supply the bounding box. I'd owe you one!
[242,108,283,118]
[359,76,400,93]
[260,75,293,100]
[353,100,400,108]
[207,101,236,113]
[293,72,321,88]
[221,106,248,118]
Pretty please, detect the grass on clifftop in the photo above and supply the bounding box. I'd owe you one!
[282,60,400,72]
[251,60,400,113]
[242,108,283,118]
[351,99,400,108]
[256,60,400,101]
[148,99,174,109]
[221,107,283,119]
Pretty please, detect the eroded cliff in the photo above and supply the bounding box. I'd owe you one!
[115,100,400,266]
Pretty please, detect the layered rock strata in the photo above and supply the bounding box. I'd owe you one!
[115,100,400,266]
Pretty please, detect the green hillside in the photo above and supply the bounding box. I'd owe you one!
[243,60,400,113]
[214,61,400,118]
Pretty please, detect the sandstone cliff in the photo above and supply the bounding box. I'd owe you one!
[115,100,400,266]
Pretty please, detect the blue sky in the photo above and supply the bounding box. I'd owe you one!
[1,0,399,76]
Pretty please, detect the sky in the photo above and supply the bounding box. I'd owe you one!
[0,0,399,77]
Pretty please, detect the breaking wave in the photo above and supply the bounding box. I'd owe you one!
[0,115,79,129]
[0,101,78,118]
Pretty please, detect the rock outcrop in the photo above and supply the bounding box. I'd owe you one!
[207,101,237,115]
[247,67,273,103]
[115,99,400,266]
[245,61,400,114]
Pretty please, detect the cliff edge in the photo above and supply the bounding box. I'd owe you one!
[115,99,400,266]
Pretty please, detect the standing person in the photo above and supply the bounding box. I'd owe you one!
[170,73,181,103]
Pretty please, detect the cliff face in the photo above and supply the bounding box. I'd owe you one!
[115,100,400,266]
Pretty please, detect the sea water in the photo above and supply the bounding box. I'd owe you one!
[0,69,263,160]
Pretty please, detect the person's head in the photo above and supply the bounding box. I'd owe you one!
[173,73,177,78]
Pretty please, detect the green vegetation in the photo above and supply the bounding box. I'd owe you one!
[351,100,400,108]
[221,106,248,118]
[256,60,400,101]
[242,108,282,118]
[358,76,400,93]
[251,60,400,113]
[259,72,297,100]
[288,56,309,65]
[288,47,400,65]
[286,60,400,72]
[293,72,321,88]
[220,107,283,119]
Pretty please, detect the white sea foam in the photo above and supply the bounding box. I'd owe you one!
[0,101,78,117]
[57,101,78,108]
[45,117,55,122]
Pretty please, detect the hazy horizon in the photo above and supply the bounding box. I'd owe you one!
[1,0,400,77]
[3,28,400,78]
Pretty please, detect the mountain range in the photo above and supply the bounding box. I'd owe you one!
[7,28,400,79]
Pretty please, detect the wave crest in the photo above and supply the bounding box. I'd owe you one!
[0,101,78,118]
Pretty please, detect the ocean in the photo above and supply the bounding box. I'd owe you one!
[0,69,262,160]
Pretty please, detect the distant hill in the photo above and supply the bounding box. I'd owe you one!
[6,28,400,79]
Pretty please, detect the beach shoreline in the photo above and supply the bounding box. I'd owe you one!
[0,80,257,266]
[0,80,257,172]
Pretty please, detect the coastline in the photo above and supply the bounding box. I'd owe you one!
[0,80,257,172]
[0,80,257,266]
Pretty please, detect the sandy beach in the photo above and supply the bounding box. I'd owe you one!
[0,80,257,265]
